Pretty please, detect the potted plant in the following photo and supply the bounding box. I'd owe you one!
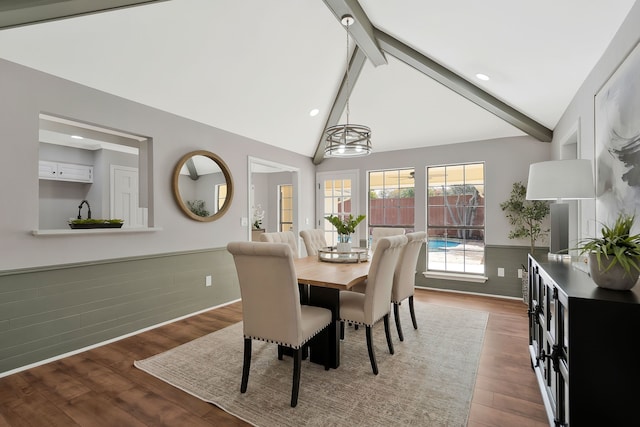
[68,218,124,229]
[500,181,550,304]
[325,214,366,252]
[575,213,640,290]
[500,182,550,256]
[186,200,210,217]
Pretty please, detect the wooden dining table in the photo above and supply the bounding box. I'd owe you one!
[294,255,370,369]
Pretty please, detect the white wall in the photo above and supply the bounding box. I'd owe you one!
[552,1,640,241]
[316,135,551,247]
[0,58,315,270]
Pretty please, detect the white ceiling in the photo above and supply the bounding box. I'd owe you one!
[0,0,636,160]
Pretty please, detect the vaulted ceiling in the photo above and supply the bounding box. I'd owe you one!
[0,0,636,163]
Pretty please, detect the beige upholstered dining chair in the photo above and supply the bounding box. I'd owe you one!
[260,231,299,258]
[370,227,406,252]
[227,241,332,407]
[299,229,327,256]
[339,234,407,375]
[391,231,426,341]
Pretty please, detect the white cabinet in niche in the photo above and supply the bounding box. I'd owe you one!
[39,160,93,183]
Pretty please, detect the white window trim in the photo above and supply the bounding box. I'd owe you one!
[422,271,488,283]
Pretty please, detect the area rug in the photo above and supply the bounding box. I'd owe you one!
[135,301,488,426]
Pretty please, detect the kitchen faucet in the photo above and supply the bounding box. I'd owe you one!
[77,200,92,220]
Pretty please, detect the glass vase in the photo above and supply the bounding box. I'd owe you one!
[337,234,352,252]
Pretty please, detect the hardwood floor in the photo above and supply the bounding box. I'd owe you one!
[0,289,549,426]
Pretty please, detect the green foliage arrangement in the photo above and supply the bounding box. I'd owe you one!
[69,218,123,225]
[325,214,366,236]
[575,213,640,275]
[186,200,210,217]
[500,181,550,255]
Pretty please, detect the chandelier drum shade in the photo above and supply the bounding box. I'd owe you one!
[324,15,372,158]
[325,123,372,157]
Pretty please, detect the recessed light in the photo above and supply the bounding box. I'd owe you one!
[71,135,84,139]
[475,73,490,81]
[309,108,320,117]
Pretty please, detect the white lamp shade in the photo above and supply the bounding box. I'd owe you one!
[526,159,594,200]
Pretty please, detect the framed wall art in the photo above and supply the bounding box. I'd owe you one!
[594,40,640,233]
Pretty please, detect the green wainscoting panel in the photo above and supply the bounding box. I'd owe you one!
[0,248,239,375]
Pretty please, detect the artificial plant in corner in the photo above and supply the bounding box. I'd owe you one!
[500,181,550,256]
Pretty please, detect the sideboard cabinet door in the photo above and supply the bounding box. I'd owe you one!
[528,255,640,426]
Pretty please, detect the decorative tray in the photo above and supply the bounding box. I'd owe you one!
[317,247,369,263]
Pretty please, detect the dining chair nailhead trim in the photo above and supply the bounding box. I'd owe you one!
[244,325,328,350]
[338,313,387,328]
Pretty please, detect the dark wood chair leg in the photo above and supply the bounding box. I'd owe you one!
[298,283,309,305]
[409,295,418,329]
[340,321,345,340]
[291,348,302,407]
[277,345,284,360]
[241,338,252,393]
[393,302,404,341]
[383,314,394,355]
[365,325,378,375]
[323,326,330,371]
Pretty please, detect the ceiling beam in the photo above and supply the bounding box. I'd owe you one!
[0,0,168,30]
[375,29,553,143]
[322,0,387,67]
[313,46,368,165]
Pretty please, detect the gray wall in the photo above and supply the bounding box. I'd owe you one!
[0,57,315,375]
[317,136,552,294]
[0,57,316,271]
[2,0,639,374]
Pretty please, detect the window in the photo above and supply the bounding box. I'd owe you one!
[279,184,293,232]
[427,163,485,274]
[216,183,227,213]
[368,168,415,243]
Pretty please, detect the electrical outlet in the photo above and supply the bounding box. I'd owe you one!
[497,268,505,277]
[241,217,248,227]
[205,275,212,287]
[517,268,523,279]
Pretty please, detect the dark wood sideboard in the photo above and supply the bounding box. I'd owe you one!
[528,255,640,426]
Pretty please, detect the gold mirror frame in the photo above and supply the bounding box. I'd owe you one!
[172,150,234,222]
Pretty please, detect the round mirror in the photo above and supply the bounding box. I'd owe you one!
[172,150,234,222]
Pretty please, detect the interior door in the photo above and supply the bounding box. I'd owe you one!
[111,165,147,228]
[316,170,359,246]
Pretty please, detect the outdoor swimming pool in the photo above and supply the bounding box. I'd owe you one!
[428,239,460,250]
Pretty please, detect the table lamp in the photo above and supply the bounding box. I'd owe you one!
[526,159,594,254]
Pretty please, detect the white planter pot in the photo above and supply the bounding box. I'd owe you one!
[336,242,352,252]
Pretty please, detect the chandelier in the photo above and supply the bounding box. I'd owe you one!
[324,15,372,158]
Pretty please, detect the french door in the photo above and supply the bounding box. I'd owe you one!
[316,170,359,246]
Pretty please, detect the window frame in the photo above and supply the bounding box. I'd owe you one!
[278,184,293,232]
[367,167,416,243]
[426,162,485,277]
